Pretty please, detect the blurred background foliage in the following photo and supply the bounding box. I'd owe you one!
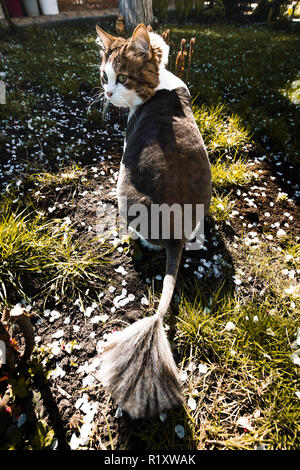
[153,0,300,29]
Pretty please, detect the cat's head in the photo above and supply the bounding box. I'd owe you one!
[96,23,169,109]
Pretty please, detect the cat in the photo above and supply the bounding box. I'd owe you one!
[96,23,212,419]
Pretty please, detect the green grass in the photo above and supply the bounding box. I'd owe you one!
[167,24,300,165]
[211,156,254,189]
[1,21,299,163]
[174,293,300,450]
[209,192,236,224]
[0,194,110,305]
[24,163,90,201]
[193,102,251,158]
[281,76,300,106]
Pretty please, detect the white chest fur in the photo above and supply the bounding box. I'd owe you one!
[155,68,189,94]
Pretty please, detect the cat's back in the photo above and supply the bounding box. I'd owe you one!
[125,87,203,161]
[119,87,211,213]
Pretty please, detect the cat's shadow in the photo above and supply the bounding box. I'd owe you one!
[115,215,236,450]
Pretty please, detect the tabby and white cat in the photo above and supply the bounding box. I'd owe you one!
[96,24,212,419]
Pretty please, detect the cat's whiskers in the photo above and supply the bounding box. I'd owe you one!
[88,89,104,112]
[97,94,111,124]
[103,99,110,120]
[91,86,104,100]
[92,86,104,93]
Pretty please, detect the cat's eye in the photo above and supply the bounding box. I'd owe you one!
[102,71,108,84]
[117,74,127,84]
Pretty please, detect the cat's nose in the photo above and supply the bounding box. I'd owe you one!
[106,91,113,98]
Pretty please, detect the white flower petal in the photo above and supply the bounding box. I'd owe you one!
[291,353,300,366]
[179,370,188,382]
[237,416,254,432]
[80,423,92,440]
[52,329,64,339]
[82,375,95,387]
[70,433,81,450]
[198,363,208,374]
[141,297,149,306]
[175,424,185,439]
[188,397,196,411]
[114,266,128,275]
[225,321,236,331]
[10,305,24,317]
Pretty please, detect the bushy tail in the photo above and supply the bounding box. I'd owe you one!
[98,243,184,419]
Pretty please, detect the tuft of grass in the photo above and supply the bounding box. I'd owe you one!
[0,197,110,304]
[209,193,235,223]
[281,76,300,106]
[211,156,255,189]
[26,163,88,194]
[193,103,251,158]
[43,233,111,299]
[0,204,55,302]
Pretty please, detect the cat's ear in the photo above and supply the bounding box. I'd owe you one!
[96,25,116,50]
[130,23,151,56]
